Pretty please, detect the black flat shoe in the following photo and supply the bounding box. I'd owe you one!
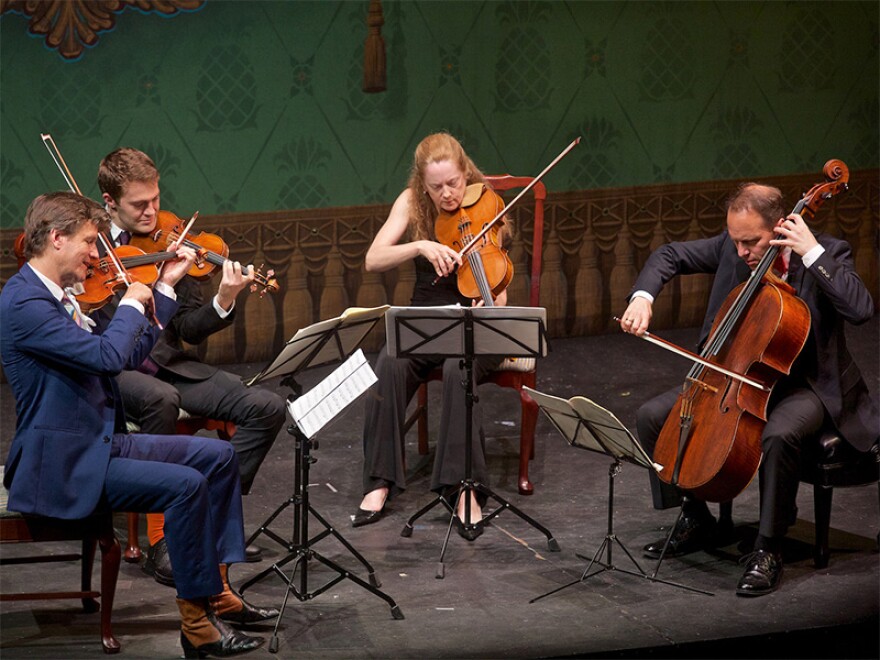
[736,549,783,597]
[352,507,385,527]
[143,537,176,587]
[454,517,484,542]
[643,514,716,559]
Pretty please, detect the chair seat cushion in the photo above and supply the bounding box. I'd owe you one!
[496,357,536,373]
[801,433,880,489]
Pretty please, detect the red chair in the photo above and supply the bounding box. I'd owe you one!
[405,175,546,495]
[124,413,236,562]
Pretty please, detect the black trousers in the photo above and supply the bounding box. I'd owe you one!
[362,345,501,498]
[116,368,286,495]
[637,385,825,539]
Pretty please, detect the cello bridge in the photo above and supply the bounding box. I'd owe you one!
[686,377,718,393]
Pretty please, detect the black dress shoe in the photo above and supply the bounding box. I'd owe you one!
[352,507,384,527]
[245,544,262,563]
[143,538,176,587]
[216,595,280,626]
[180,613,265,658]
[736,549,783,596]
[454,516,484,542]
[643,514,716,559]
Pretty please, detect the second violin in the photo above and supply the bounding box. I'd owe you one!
[129,210,278,295]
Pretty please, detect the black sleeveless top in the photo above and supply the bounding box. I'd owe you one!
[411,256,470,307]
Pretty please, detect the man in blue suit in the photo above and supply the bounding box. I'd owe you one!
[619,182,877,597]
[1,192,271,657]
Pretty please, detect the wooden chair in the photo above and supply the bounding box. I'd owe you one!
[718,428,879,568]
[0,476,121,654]
[404,175,546,495]
[124,412,237,562]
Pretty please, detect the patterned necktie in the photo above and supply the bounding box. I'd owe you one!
[117,230,131,246]
[61,294,84,328]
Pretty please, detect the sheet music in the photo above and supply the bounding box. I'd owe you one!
[244,305,389,386]
[288,349,378,438]
[524,387,661,472]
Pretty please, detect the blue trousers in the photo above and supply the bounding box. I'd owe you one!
[103,433,246,599]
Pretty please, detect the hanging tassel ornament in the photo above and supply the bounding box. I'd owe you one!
[362,0,386,93]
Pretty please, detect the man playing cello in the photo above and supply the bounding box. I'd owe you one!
[620,182,877,596]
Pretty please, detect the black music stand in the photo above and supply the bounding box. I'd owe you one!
[523,387,712,602]
[238,306,404,653]
[388,305,560,579]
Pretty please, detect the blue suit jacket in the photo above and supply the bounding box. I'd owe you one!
[1,264,179,519]
[630,231,878,451]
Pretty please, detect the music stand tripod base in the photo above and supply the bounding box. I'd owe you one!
[237,310,404,652]
[387,306,559,578]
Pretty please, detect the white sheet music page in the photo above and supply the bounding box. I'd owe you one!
[287,348,377,438]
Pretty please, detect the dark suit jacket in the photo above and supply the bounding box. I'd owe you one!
[94,274,234,381]
[148,275,235,380]
[1,264,179,518]
[630,231,878,451]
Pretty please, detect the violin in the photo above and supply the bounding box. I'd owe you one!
[435,183,513,304]
[432,137,582,305]
[647,160,850,503]
[130,209,278,295]
[77,245,179,312]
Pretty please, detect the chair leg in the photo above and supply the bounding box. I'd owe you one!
[518,393,538,496]
[81,537,99,613]
[99,531,122,654]
[813,484,833,569]
[124,512,142,563]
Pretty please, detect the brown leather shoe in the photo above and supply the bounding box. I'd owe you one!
[211,563,280,625]
[178,597,264,658]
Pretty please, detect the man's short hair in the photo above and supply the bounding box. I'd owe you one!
[23,192,109,259]
[97,148,159,201]
[726,183,785,228]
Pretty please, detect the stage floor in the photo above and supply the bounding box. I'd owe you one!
[1,318,878,659]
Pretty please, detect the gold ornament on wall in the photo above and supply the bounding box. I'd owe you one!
[0,0,204,60]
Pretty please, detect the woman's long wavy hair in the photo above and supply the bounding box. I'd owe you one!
[406,133,486,242]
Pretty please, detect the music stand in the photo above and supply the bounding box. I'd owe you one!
[524,387,712,601]
[388,305,560,579]
[238,306,404,653]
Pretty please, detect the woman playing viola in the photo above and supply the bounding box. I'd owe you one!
[354,132,508,540]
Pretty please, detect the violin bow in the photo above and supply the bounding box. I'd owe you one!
[455,137,581,261]
[155,210,199,280]
[41,132,163,329]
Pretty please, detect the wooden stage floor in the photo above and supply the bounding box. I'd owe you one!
[1,319,878,659]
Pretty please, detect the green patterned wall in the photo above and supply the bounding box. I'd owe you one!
[1,0,877,229]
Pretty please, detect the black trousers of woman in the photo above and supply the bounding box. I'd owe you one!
[362,345,502,499]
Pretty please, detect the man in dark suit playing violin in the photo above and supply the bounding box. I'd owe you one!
[619,182,877,596]
[95,148,286,595]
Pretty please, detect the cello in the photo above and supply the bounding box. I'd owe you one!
[650,160,850,503]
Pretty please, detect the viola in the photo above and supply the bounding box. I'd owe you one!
[649,160,850,503]
[77,245,178,312]
[432,137,582,304]
[130,210,278,295]
[435,183,513,304]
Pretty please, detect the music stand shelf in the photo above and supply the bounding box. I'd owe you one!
[523,387,712,601]
[386,305,560,579]
[237,306,404,653]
